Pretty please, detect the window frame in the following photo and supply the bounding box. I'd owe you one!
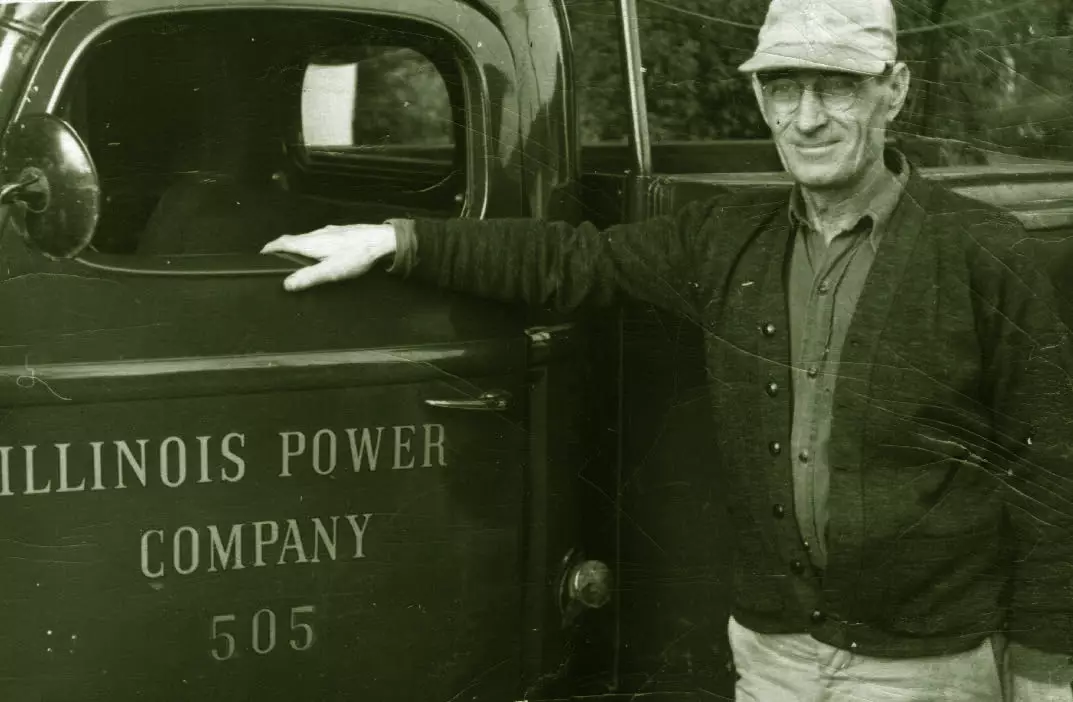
[298,47,458,155]
[287,29,471,211]
[16,0,513,275]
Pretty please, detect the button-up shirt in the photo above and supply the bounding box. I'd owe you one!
[787,151,909,571]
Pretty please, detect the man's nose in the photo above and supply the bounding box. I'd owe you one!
[793,87,829,133]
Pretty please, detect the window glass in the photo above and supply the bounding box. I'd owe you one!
[634,0,769,142]
[895,0,1073,165]
[57,12,466,256]
[563,0,632,144]
[602,0,1073,167]
[302,63,358,147]
[301,48,454,151]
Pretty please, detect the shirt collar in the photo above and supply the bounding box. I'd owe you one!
[788,148,910,252]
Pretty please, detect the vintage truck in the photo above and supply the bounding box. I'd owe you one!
[0,0,1069,700]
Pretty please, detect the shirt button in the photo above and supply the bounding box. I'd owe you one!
[761,322,777,337]
[798,450,810,464]
[765,381,779,397]
[818,280,831,294]
[850,641,859,651]
[802,539,811,551]
[811,610,826,624]
[790,560,805,574]
[807,366,819,379]
[769,441,782,456]
[772,503,786,519]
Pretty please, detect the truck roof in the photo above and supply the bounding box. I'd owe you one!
[0,0,559,35]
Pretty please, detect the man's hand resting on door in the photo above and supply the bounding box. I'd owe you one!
[261,223,397,292]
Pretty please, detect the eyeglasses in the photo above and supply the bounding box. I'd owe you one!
[758,73,877,114]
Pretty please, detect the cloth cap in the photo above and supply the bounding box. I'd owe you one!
[739,0,897,76]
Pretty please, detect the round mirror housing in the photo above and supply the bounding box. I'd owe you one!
[0,114,100,259]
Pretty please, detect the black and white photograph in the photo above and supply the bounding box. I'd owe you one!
[0,0,1071,699]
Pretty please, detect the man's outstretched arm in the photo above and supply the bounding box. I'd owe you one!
[260,194,761,318]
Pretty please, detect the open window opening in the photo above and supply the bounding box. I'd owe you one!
[55,10,469,256]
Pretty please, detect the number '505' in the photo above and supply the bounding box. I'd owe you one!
[210,605,316,660]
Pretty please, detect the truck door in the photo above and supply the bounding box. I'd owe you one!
[0,2,601,699]
[565,0,737,697]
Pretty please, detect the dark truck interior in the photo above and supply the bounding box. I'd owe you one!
[56,10,468,256]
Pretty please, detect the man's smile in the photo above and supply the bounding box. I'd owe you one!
[793,142,839,155]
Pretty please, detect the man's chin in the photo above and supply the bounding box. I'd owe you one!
[785,164,852,191]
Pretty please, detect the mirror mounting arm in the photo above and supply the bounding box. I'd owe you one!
[0,167,50,214]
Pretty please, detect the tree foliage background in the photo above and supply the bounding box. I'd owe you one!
[350,48,454,147]
[565,0,1073,163]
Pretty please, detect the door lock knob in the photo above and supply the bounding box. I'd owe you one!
[557,548,612,626]
[566,559,612,609]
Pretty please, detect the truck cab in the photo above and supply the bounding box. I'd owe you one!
[0,0,1071,700]
[0,1,610,700]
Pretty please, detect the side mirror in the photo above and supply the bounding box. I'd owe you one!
[0,114,100,259]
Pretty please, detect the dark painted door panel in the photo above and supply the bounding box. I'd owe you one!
[0,379,525,700]
[0,240,538,700]
[576,172,736,698]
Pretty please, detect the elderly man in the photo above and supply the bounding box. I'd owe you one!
[262,0,1073,699]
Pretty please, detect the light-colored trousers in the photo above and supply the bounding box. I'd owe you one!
[728,615,1073,701]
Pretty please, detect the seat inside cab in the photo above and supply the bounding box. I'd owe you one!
[55,10,467,256]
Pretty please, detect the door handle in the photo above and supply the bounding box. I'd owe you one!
[424,389,511,412]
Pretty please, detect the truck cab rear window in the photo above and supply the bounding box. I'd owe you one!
[302,48,454,153]
[55,11,467,256]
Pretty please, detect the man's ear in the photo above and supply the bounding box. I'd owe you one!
[750,74,776,129]
[886,61,911,122]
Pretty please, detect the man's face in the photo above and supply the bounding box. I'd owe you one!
[753,66,909,191]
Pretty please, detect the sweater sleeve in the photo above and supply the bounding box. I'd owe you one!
[974,223,1073,656]
[385,196,733,319]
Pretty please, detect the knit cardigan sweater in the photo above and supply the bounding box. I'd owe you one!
[396,167,1073,658]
